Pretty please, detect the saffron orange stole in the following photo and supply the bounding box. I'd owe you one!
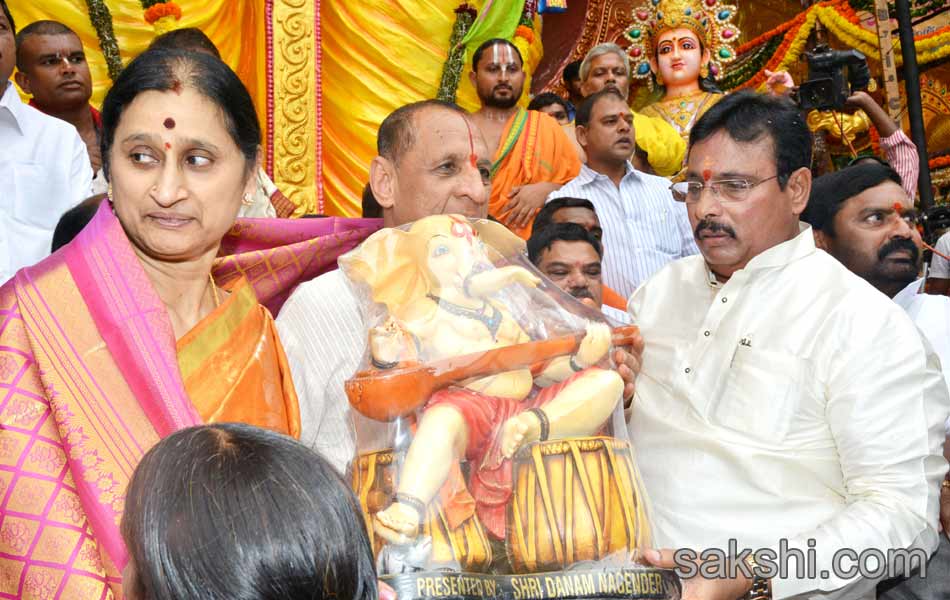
[488,109,582,240]
[177,278,300,438]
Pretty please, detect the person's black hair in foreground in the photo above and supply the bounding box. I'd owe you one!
[121,422,377,600]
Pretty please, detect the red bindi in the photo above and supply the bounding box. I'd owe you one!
[893,202,903,213]
[163,117,175,129]
[702,169,712,182]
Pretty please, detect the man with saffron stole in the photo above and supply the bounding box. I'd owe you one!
[0,49,378,599]
[467,39,580,240]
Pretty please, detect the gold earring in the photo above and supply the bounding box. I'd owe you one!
[241,192,254,206]
[655,71,663,86]
[700,63,709,79]
[107,182,113,198]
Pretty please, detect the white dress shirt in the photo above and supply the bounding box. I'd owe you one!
[894,278,950,434]
[0,81,93,284]
[276,268,392,473]
[548,162,698,299]
[628,225,948,599]
[928,231,950,279]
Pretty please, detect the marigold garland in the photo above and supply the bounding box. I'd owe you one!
[515,25,535,45]
[722,0,950,91]
[932,155,950,171]
[144,2,182,24]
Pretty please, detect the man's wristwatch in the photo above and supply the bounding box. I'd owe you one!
[744,554,772,600]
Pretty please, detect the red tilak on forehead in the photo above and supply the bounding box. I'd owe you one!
[164,142,171,150]
[703,169,712,182]
[163,117,176,130]
[893,202,904,213]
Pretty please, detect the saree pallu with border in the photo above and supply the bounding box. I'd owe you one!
[0,204,379,599]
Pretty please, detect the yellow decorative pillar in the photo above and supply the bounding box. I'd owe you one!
[269,0,320,215]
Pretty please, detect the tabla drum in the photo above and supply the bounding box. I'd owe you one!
[350,449,492,572]
[506,436,651,574]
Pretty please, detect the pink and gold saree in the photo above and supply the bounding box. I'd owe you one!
[0,204,379,599]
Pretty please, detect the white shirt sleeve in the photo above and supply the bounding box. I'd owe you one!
[770,302,948,599]
[275,271,365,473]
[929,232,950,279]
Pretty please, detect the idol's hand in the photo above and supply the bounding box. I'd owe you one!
[575,322,612,368]
[499,265,542,288]
[369,320,404,367]
[644,549,754,600]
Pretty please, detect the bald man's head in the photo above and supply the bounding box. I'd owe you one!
[370,102,492,227]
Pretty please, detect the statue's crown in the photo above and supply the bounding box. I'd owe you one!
[625,0,740,80]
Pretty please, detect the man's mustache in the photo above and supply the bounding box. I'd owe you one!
[569,287,594,301]
[878,237,920,262]
[694,219,737,239]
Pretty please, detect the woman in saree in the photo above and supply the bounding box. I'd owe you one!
[0,49,373,598]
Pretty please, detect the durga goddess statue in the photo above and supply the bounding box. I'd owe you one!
[625,0,740,142]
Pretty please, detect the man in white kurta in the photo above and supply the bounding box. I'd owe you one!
[630,91,948,599]
[804,161,950,598]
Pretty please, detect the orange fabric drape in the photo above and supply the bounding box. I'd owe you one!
[177,278,301,438]
[489,109,582,239]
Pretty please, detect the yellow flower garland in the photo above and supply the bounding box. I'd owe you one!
[740,0,950,89]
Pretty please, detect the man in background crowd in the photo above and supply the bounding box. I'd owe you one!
[549,89,697,299]
[561,59,583,122]
[527,92,570,125]
[527,222,629,323]
[574,43,685,177]
[1,1,92,284]
[467,38,580,238]
[14,20,105,193]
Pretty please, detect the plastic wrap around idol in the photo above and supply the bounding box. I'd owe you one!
[340,215,672,599]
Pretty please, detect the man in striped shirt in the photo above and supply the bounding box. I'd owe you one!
[548,88,698,300]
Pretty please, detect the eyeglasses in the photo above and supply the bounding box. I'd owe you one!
[669,175,781,203]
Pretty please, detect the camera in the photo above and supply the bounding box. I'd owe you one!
[921,205,950,245]
[795,45,871,111]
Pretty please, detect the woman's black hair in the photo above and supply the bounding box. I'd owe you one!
[121,423,377,600]
[99,49,260,180]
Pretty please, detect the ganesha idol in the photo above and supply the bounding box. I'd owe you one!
[339,215,657,586]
